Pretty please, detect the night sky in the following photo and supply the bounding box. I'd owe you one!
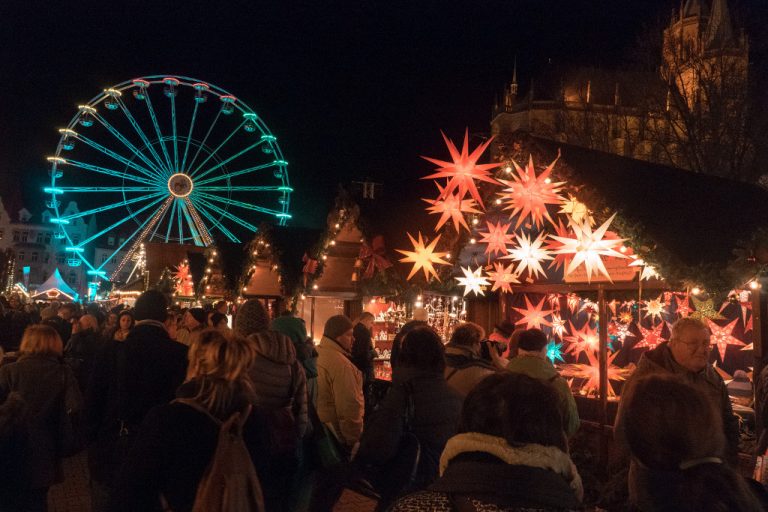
[1,0,766,228]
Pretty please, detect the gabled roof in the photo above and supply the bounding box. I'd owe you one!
[31,268,78,300]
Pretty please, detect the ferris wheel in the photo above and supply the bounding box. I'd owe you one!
[45,75,291,282]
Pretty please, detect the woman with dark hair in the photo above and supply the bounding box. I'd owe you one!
[622,374,765,511]
[110,311,135,342]
[389,320,428,369]
[391,372,582,511]
[357,326,463,504]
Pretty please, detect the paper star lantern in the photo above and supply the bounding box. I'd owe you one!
[558,195,593,226]
[456,266,490,296]
[611,321,635,344]
[545,219,575,272]
[642,296,666,322]
[397,232,451,281]
[423,182,482,233]
[551,312,567,339]
[690,297,725,321]
[513,296,553,330]
[487,261,519,294]
[547,293,561,309]
[628,258,661,281]
[546,339,565,364]
[742,343,753,351]
[478,221,514,257]
[173,263,195,296]
[421,129,500,207]
[635,322,666,350]
[618,310,634,324]
[549,214,628,283]
[675,294,692,318]
[745,314,753,333]
[707,318,745,362]
[564,321,599,358]
[502,232,552,280]
[567,293,580,314]
[497,155,565,228]
[560,350,628,397]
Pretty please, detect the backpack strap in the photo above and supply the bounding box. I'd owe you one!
[173,398,253,432]
[445,368,461,382]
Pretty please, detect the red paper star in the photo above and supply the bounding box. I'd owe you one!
[497,154,565,228]
[560,350,627,397]
[421,129,500,207]
[487,262,519,294]
[675,294,692,318]
[423,182,482,233]
[545,219,575,272]
[564,321,599,358]
[707,318,745,363]
[635,322,666,350]
[478,220,514,257]
[513,296,553,330]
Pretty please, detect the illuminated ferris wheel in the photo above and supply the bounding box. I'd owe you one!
[45,75,292,282]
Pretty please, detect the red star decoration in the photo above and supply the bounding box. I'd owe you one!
[513,296,553,330]
[497,154,565,228]
[423,182,482,233]
[487,262,519,294]
[635,322,666,351]
[564,321,599,358]
[675,294,692,318]
[478,220,514,257]
[421,129,500,207]
[545,219,575,272]
[707,318,745,363]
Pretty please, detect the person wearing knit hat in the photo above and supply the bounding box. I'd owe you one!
[177,307,206,346]
[727,370,753,407]
[316,314,364,450]
[234,299,270,337]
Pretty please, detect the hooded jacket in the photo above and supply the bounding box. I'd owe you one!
[614,341,740,509]
[506,354,580,436]
[316,335,364,446]
[390,432,582,512]
[444,345,497,397]
[270,316,318,379]
[246,330,308,439]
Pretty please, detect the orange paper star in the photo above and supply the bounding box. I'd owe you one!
[396,232,451,282]
[513,296,553,330]
[497,155,565,228]
[707,318,745,363]
[423,182,481,233]
[487,262,519,294]
[564,321,599,358]
[478,220,514,257]
[421,129,500,207]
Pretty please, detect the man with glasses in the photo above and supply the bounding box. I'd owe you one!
[614,317,740,508]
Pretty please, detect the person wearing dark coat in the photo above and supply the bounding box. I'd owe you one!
[390,372,583,512]
[86,290,187,512]
[109,330,264,512]
[0,325,83,512]
[4,294,32,352]
[64,314,103,394]
[389,320,428,370]
[351,312,375,383]
[357,327,463,506]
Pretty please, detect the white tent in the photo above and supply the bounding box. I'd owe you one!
[31,268,78,301]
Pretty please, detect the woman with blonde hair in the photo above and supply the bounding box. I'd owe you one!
[0,324,82,512]
[111,329,265,511]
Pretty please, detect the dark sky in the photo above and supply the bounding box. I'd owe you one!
[0,0,765,227]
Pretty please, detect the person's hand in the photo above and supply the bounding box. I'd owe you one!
[490,344,508,371]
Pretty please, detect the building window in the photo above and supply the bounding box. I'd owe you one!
[21,231,28,242]
[72,235,80,245]
[18,251,24,261]
[31,252,38,263]
[36,232,43,244]
[107,237,115,246]
[44,233,51,244]
[0,229,4,240]
[57,253,65,264]
[13,231,19,242]
[118,238,125,245]
[101,253,109,264]
[44,253,50,263]
[68,272,77,285]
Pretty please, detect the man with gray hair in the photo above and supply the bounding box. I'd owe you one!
[614,316,740,508]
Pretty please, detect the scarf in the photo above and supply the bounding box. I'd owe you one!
[440,432,584,502]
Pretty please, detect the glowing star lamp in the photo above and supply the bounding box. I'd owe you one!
[423,182,481,233]
[502,232,552,280]
[564,321,599,358]
[513,295,553,330]
[487,261,519,294]
[548,214,627,283]
[497,154,565,228]
[396,232,451,281]
[546,339,565,364]
[478,220,514,257]
[707,318,745,362]
[421,129,500,208]
[559,195,592,226]
[456,266,491,296]
[635,322,666,350]
[642,295,666,322]
[550,312,567,338]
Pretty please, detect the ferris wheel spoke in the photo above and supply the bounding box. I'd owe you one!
[73,131,165,183]
[194,196,258,232]
[192,200,240,243]
[170,94,179,174]
[180,101,200,174]
[196,185,290,192]
[46,186,162,193]
[116,98,171,176]
[144,94,175,174]
[58,192,166,221]
[184,199,214,246]
[176,200,184,244]
[78,195,168,248]
[192,139,265,182]
[185,108,222,175]
[62,159,157,186]
[196,192,285,218]
[107,197,174,276]
[164,199,178,243]
[177,199,201,246]
[194,161,277,187]
[188,120,246,178]
[91,113,167,181]
[148,196,173,242]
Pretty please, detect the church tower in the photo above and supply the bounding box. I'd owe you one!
[503,58,519,112]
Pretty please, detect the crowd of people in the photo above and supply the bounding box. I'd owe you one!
[0,290,767,511]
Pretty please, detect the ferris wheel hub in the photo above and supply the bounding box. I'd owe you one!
[168,173,193,198]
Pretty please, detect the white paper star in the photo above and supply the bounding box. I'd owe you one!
[456,266,490,296]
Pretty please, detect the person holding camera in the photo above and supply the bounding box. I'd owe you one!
[444,322,498,397]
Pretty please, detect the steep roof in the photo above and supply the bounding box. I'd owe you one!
[32,268,78,300]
